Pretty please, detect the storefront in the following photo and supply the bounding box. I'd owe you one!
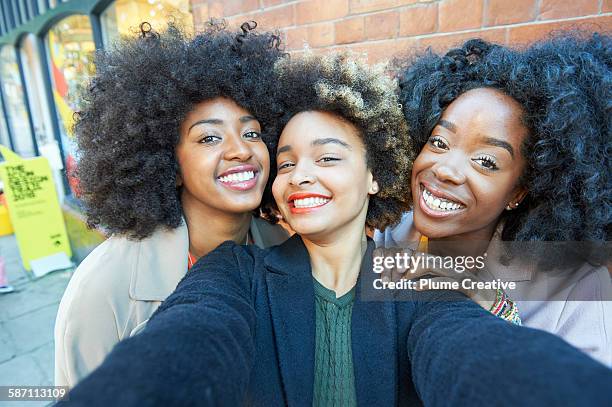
[0,0,193,261]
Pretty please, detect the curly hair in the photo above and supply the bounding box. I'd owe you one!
[75,21,284,239]
[396,33,611,265]
[269,53,415,230]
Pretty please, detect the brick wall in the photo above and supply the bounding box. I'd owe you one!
[190,0,611,62]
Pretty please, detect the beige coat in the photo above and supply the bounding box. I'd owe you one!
[54,217,289,387]
[374,212,612,366]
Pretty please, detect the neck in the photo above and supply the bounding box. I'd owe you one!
[428,222,497,259]
[303,217,368,298]
[182,192,252,259]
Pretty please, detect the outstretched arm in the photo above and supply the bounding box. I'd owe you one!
[406,291,612,407]
[58,242,256,407]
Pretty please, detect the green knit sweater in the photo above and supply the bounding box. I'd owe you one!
[312,278,357,407]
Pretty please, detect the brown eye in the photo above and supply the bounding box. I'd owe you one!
[472,155,499,171]
[317,156,340,164]
[429,136,448,150]
[243,131,261,140]
[278,162,294,171]
[200,135,221,144]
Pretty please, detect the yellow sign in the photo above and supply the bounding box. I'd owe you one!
[0,146,71,271]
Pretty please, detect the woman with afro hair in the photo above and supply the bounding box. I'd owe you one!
[54,21,290,387]
[59,52,612,407]
[377,33,612,365]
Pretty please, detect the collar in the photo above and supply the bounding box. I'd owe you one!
[263,233,377,277]
[129,221,189,301]
[263,233,312,276]
[129,216,290,301]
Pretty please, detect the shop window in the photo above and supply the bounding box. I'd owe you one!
[0,95,10,150]
[45,14,95,196]
[101,0,193,46]
[0,46,36,157]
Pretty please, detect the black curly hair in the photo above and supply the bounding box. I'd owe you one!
[75,21,284,239]
[269,53,415,230]
[396,33,611,266]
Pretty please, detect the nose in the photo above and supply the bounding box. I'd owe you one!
[431,155,466,185]
[223,134,253,162]
[289,162,316,186]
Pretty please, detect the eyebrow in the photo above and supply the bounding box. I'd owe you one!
[311,137,351,149]
[438,119,457,133]
[482,136,515,158]
[438,120,515,158]
[188,115,257,132]
[276,137,351,156]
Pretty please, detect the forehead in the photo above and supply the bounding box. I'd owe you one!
[441,88,527,139]
[185,97,255,122]
[278,111,363,149]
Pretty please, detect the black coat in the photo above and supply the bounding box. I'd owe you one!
[61,235,612,406]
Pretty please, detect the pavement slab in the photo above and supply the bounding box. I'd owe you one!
[0,234,72,400]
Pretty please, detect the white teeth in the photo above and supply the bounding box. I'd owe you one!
[293,197,330,208]
[422,186,464,212]
[219,171,255,183]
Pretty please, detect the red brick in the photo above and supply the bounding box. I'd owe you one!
[485,0,536,26]
[539,0,599,20]
[352,37,420,63]
[350,0,398,14]
[263,0,289,6]
[335,37,419,64]
[605,0,612,13]
[335,16,365,44]
[308,22,335,47]
[252,5,295,29]
[439,0,484,32]
[221,0,260,16]
[399,4,438,36]
[296,0,350,24]
[284,26,309,50]
[225,14,256,28]
[192,3,209,24]
[365,11,399,40]
[208,1,224,18]
[508,15,612,45]
[419,28,506,53]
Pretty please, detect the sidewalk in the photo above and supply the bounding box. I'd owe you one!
[0,234,72,407]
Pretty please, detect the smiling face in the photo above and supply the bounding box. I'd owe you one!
[411,87,528,241]
[272,111,378,242]
[176,97,270,215]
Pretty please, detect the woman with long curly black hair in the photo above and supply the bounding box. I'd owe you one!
[54,21,290,387]
[378,33,612,365]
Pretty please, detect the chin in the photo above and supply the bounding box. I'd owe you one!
[413,215,441,239]
[288,221,330,238]
[222,200,261,214]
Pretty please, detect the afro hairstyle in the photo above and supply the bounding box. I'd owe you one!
[269,53,415,231]
[396,33,611,267]
[75,21,284,239]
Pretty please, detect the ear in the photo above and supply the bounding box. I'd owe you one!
[506,186,527,210]
[369,179,380,195]
[176,172,183,187]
